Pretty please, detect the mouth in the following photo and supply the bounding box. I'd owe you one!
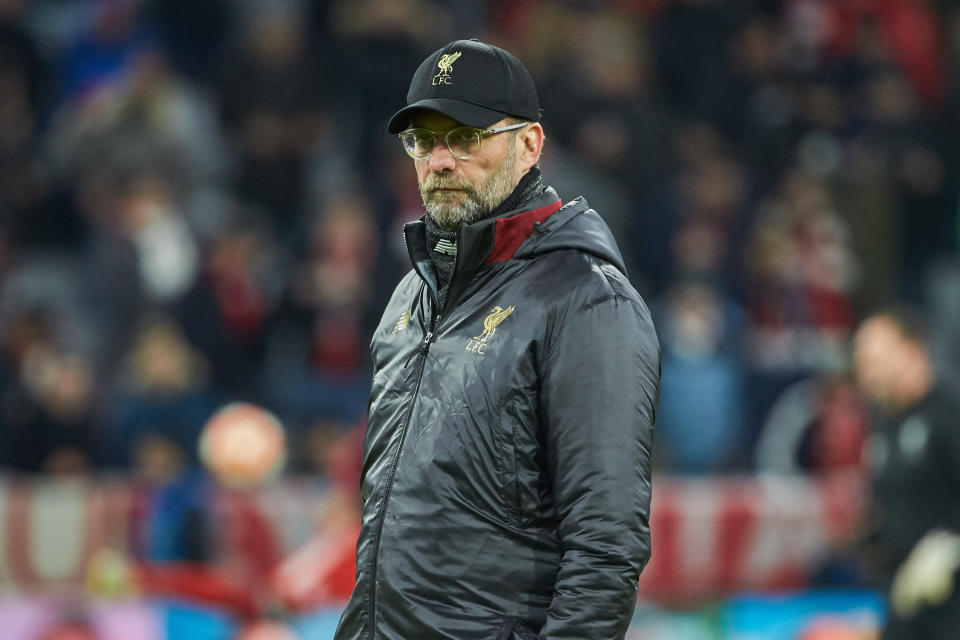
[429,188,465,196]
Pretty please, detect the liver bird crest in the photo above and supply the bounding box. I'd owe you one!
[474,305,515,342]
[436,51,462,78]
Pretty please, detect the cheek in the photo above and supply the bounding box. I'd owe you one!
[462,155,501,185]
[414,161,430,184]
[458,166,483,185]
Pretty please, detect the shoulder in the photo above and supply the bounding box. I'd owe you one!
[375,270,420,329]
[529,250,645,313]
[520,252,656,354]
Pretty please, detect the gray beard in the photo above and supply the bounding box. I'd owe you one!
[420,143,517,231]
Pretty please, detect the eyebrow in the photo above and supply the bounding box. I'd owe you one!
[409,122,462,130]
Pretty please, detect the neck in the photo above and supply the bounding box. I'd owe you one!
[488,168,543,219]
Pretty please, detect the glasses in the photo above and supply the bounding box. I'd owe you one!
[398,122,529,160]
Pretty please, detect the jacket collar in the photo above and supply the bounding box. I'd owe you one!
[404,187,562,270]
[403,187,563,309]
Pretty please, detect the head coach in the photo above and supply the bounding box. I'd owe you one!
[334,38,661,640]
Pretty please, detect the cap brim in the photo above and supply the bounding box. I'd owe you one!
[387,98,506,134]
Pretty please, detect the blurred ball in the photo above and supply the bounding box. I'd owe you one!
[199,402,287,488]
[798,615,878,640]
[235,620,299,640]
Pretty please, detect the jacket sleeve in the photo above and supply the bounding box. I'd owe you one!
[537,286,660,640]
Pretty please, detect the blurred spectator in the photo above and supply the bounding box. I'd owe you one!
[3,345,100,474]
[527,4,675,263]
[110,315,219,468]
[744,168,858,439]
[654,279,747,472]
[328,0,446,161]
[0,0,59,248]
[652,0,743,120]
[66,170,200,370]
[152,0,233,82]
[270,484,361,611]
[119,172,200,304]
[854,308,960,637]
[714,14,795,170]
[47,47,223,189]
[58,0,156,102]
[177,222,278,397]
[215,4,330,230]
[267,194,377,428]
[788,0,944,107]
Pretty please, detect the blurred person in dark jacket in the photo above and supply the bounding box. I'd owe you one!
[335,39,660,640]
[4,343,100,474]
[266,194,379,427]
[215,4,328,228]
[0,0,60,249]
[111,315,219,468]
[853,308,960,638]
[177,222,277,397]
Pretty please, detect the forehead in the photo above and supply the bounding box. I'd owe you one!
[407,111,463,130]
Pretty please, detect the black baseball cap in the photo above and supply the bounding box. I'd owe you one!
[387,39,540,134]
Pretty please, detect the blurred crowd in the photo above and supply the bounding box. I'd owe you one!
[0,0,958,483]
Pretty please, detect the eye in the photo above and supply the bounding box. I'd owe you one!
[411,131,434,150]
[447,128,480,156]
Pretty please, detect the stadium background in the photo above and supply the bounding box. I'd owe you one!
[0,0,958,637]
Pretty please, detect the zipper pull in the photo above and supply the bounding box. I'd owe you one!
[404,331,433,367]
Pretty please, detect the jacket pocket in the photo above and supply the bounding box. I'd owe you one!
[494,417,532,526]
[496,397,540,526]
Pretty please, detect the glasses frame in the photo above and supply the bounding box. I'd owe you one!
[398,122,529,160]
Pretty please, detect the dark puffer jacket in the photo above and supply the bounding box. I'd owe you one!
[335,187,660,640]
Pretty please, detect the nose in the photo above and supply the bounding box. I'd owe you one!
[427,139,456,172]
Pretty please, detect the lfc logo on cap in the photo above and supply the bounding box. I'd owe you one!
[433,51,461,86]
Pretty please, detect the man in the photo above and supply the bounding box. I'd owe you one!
[853,309,960,639]
[335,39,660,640]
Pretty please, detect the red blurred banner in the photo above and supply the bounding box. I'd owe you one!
[0,472,864,605]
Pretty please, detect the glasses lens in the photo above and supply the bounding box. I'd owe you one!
[447,128,481,159]
[401,130,435,159]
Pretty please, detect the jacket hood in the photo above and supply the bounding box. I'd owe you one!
[513,193,628,276]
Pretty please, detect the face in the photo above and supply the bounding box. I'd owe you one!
[853,317,908,408]
[409,112,522,231]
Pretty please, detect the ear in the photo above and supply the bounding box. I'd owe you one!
[516,122,544,173]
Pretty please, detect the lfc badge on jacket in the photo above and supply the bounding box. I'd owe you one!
[466,305,515,355]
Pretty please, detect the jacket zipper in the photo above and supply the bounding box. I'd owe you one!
[370,221,456,634]
[368,322,435,636]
